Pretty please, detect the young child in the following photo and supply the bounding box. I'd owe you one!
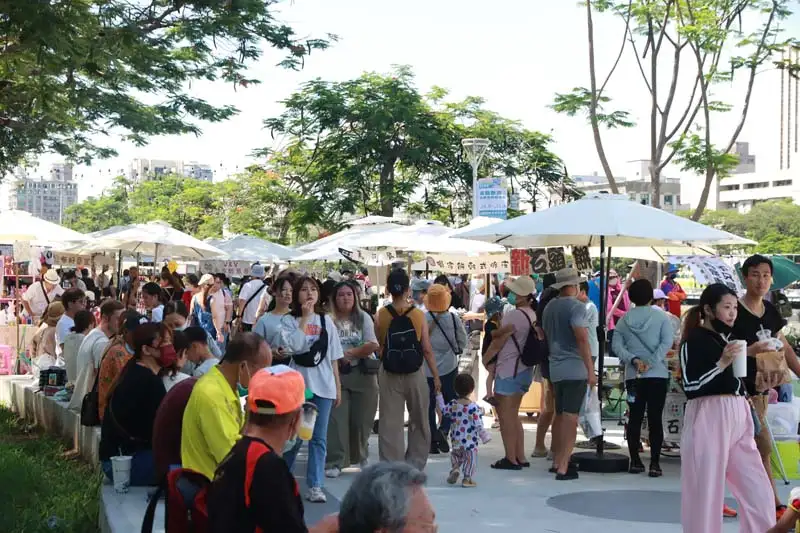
[481,296,505,427]
[439,373,491,488]
[768,487,800,532]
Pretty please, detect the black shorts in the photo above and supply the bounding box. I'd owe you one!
[552,379,588,415]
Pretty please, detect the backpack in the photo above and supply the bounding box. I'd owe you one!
[141,468,210,533]
[141,441,276,533]
[292,313,328,367]
[510,310,547,372]
[382,306,424,374]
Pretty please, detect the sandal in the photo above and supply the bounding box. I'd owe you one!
[490,458,522,471]
[516,459,531,468]
[648,464,663,478]
[629,460,645,474]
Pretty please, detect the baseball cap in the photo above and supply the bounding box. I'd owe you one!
[653,289,668,300]
[247,365,306,415]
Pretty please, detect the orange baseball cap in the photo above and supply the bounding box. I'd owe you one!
[247,365,306,415]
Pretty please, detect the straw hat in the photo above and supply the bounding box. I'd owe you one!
[43,301,65,327]
[550,268,587,290]
[43,270,60,285]
[425,284,451,313]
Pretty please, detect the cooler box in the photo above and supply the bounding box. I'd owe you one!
[0,345,12,375]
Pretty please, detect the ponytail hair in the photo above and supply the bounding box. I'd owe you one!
[680,306,703,345]
[680,283,737,345]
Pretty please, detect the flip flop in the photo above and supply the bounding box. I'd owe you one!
[490,458,522,471]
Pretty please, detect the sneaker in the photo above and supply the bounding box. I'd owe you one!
[447,469,460,485]
[306,487,327,503]
[324,467,341,479]
[722,504,738,518]
[462,477,477,488]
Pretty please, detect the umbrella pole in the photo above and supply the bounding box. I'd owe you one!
[572,236,629,473]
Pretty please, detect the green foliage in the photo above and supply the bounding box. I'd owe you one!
[670,133,740,179]
[0,0,335,174]
[684,200,800,254]
[551,88,635,129]
[0,407,101,533]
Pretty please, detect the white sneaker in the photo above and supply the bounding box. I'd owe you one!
[324,467,341,478]
[306,487,327,503]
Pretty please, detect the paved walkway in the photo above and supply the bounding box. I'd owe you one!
[295,418,795,532]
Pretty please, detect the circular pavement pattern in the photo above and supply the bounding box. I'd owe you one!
[546,490,736,524]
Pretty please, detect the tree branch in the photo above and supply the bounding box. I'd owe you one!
[598,0,633,98]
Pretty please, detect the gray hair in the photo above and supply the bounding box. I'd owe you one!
[338,462,427,533]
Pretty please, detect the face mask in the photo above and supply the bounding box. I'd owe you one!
[507,292,517,305]
[237,362,252,398]
[609,278,619,287]
[156,344,178,368]
[708,312,734,336]
[174,323,187,331]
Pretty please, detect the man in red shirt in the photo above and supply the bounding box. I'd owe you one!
[152,377,198,481]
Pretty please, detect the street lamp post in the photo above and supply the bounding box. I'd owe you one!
[461,138,490,219]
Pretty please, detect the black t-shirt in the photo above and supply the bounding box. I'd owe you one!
[208,437,307,533]
[99,360,166,461]
[732,299,787,396]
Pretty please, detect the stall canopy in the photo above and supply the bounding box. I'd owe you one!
[294,222,402,261]
[459,194,755,248]
[61,221,225,261]
[0,210,86,248]
[206,235,298,262]
[348,220,507,254]
[459,193,754,471]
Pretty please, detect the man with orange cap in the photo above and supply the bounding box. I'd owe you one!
[207,365,337,533]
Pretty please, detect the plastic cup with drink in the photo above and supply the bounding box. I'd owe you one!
[730,340,748,378]
[298,402,318,441]
[111,455,132,493]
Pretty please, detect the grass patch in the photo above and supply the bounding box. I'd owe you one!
[0,407,101,533]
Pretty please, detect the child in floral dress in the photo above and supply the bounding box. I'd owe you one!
[438,373,491,488]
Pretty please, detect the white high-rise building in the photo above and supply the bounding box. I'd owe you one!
[6,163,78,223]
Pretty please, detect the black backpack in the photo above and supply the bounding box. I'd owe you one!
[382,306,424,374]
[510,310,547,371]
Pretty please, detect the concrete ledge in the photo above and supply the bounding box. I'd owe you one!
[102,483,164,533]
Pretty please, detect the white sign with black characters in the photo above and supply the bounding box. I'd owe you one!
[424,253,511,274]
[641,392,686,444]
[667,255,745,295]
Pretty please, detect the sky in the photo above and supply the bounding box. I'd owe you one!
[30,0,800,201]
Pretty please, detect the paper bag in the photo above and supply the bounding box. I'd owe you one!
[755,350,793,393]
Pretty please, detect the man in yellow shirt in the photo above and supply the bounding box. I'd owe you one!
[181,332,272,479]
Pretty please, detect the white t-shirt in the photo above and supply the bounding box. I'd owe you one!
[55,315,75,356]
[282,314,344,400]
[238,279,268,325]
[150,305,164,323]
[193,357,219,377]
[162,372,193,392]
[68,328,110,411]
[470,293,487,314]
[22,282,64,318]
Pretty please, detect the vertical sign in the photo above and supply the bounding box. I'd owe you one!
[476,178,508,219]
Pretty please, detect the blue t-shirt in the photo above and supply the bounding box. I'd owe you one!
[542,297,591,382]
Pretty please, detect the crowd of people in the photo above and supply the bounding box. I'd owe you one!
[18,252,800,532]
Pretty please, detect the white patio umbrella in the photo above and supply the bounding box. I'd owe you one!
[297,222,401,253]
[459,194,755,471]
[206,235,298,262]
[62,221,225,262]
[0,210,86,247]
[355,220,506,253]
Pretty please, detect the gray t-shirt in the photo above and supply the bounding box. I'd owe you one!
[542,297,590,383]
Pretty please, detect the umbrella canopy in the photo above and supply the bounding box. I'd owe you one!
[61,221,225,260]
[206,235,298,262]
[445,216,504,238]
[0,210,86,247]
[735,255,800,290]
[297,223,401,252]
[346,215,404,226]
[459,194,755,248]
[347,220,506,254]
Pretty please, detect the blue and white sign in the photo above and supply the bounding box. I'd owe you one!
[476,178,508,219]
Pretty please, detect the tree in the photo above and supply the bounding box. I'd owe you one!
[553,0,790,216]
[0,0,335,175]
[262,67,450,218]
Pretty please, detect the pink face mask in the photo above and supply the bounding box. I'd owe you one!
[156,344,178,368]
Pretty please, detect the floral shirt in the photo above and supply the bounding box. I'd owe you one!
[97,339,134,422]
[444,400,486,451]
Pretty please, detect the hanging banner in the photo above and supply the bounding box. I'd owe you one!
[510,249,531,276]
[52,253,115,268]
[529,248,549,274]
[668,255,745,295]
[476,178,508,219]
[338,247,398,266]
[12,241,31,263]
[199,260,251,277]
[547,247,567,271]
[424,253,510,274]
[572,246,593,272]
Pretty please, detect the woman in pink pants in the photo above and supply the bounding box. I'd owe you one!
[680,283,774,533]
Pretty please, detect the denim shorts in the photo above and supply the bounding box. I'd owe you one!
[495,367,534,396]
